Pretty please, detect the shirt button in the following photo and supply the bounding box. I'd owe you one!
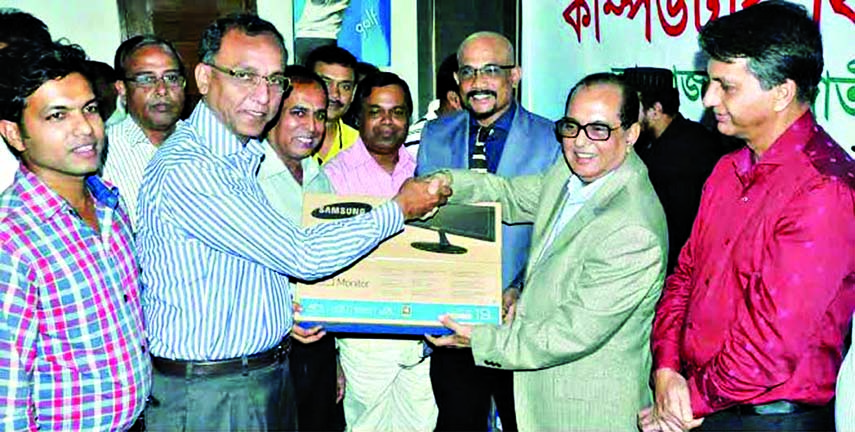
[124,294,129,302]
[724,238,731,245]
[741,196,749,203]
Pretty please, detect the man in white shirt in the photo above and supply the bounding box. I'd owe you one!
[102,35,186,229]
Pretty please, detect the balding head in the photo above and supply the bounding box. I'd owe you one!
[455,31,520,127]
[457,31,515,65]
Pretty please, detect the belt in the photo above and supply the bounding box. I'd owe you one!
[151,338,291,378]
[725,400,823,416]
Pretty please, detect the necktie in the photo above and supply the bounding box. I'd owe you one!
[471,126,492,173]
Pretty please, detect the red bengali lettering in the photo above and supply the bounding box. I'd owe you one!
[604,0,653,41]
[830,0,855,23]
[563,0,601,42]
[657,0,689,36]
[694,0,721,32]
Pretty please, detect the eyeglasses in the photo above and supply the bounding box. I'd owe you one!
[457,64,515,81]
[125,72,185,88]
[554,118,623,141]
[205,62,290,93]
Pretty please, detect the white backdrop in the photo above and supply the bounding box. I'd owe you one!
[521,0,855,155]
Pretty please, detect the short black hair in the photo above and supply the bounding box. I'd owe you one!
[0,8,51,47]
[354,71,413,122]
[436,53,459,103]
[621,67,680,115]
[0,39,91,124]
[304,45,357,74]
[699,0,822,104]
[355,61,380,82]
[566,72,639,127]
[114,35,185,79]
[283,64,328,100]
[198,13,287,65]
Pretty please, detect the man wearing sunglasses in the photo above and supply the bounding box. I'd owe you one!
[136,14,450,432]
[417,31,559,432]
[102,35,186,229]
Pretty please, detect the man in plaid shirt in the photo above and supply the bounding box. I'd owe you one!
[0,40,150,431]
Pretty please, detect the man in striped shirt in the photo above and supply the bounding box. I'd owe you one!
[0,40,150,431]
[137,14,450,431]
[102,35,186,230]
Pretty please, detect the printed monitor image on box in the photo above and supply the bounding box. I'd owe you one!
[295,194,503,335]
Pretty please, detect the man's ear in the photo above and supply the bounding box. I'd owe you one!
[195,63,211,95]
[446,91,462,112]
[0,120,25,153]
[773,78,798,112]
[114,80,126,98]
[510,66,522,89]
[625,122,641,148]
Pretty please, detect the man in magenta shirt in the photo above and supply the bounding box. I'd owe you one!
[324,72,437,431]
[640,1,855,431]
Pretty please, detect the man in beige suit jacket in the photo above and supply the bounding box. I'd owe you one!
[428,73,668,431]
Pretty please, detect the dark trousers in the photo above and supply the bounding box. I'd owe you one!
[430,348,517,431]
[290,337,345,431]
[697,403,834,431]
[146,358,296,431]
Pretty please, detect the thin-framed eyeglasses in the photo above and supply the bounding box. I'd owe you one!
[457,64,515,81]
[124,72,185,88]
[554,118,623,141]
[204,62,290,93]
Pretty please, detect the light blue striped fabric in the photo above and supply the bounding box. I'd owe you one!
[136,102,404,361]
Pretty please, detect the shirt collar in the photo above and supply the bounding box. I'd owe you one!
[347,137,416,174]
[731,111,816,181]
[117,115,151,148]
[10,166,120,222]
[258,141,324,184]
[565,170,614,204]
[468,100,517,132]
[190,101,264,157]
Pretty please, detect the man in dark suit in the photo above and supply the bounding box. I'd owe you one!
[622,67,724,274]
[417,31,559,431]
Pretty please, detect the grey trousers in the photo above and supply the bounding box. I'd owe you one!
[146,358,297,431]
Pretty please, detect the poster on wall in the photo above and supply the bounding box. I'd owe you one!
[520,0,854,155]
[293,0,391,66]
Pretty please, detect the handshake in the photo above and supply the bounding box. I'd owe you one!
[393,172,453,220]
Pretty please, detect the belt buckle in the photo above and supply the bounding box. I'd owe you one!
[752,401,797,415]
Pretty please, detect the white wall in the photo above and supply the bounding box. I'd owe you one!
[0,0,421,114]
[0,0,121,64]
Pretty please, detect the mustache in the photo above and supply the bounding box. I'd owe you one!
[466,90,497,100]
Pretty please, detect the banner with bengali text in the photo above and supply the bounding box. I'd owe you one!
[521,0,854,155]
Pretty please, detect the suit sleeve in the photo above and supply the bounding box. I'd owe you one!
[470,225,665,370]
[686,181,855,417]
[444,168,545,225]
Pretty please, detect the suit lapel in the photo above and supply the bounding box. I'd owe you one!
[496,104,526,174]
[450,115,470,168]
[528,161,572,264]
[532,153,641,266]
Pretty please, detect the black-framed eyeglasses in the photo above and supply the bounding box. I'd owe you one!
[204,62,290,93]
[457,64,515,81]
[554,118,623,141]
[125,72,185,88]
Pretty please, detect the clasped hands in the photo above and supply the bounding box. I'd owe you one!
[393,172,453,220]
[638,368,704,432]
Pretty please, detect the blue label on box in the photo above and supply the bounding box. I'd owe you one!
[296,298,500,335]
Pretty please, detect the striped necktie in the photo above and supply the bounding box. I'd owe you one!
[471,126,492,173]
